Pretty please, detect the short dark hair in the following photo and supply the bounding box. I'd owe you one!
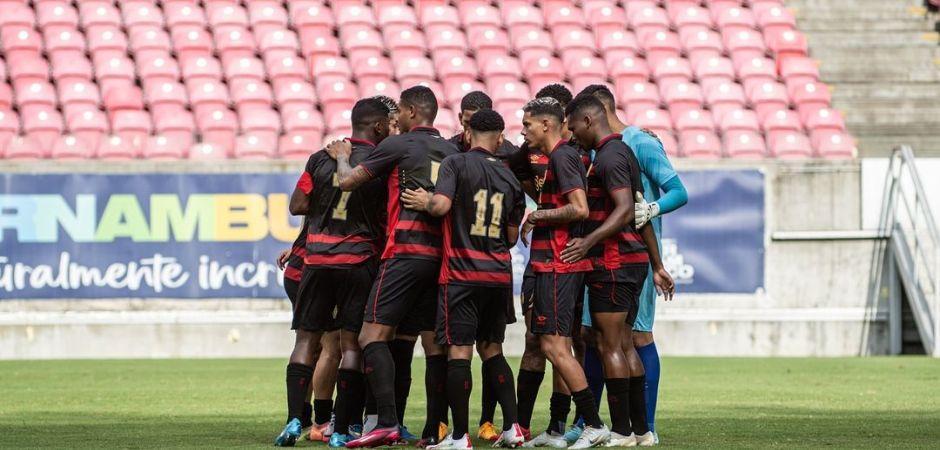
[372,95,399,114]
[522,97,564,123]
[577,84,616,110]
[468,109,504,132]
[564,93,606,119]
[535,84,573,107]
[400,85,439,120]
[351,97,391,130]
[460,91,493,112]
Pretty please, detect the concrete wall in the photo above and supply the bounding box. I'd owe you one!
[0,159,889,358]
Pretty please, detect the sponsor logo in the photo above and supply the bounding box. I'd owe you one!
[662,239,695,284]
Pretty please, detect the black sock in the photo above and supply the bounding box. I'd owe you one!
[334,369,365,434]
[314,399,333,426]
[516,369,544,429]
[364,383,376,416]
[572,388,602,429]
[483,354,518,431]
[363,342,398,428]
[479,363,496,425]
[389,339,416,425]
[302,402,313,428]
[422,355,448,439]
[547,392,571,434]
[285,363,314,423]
[629,376,650,435]
[605,378,631,435]
[447,359,472,439]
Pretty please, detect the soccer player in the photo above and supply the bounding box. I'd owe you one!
[560,95,675,447]
[400,109,528,450]
[517,97,610,449]
[449,91,519,162]
[578,85,689,444]
[328,86,460,448]
[275,97,393,447]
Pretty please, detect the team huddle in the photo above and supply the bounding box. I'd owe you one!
[275,82,687,449]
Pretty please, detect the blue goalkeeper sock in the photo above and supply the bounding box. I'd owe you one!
[636,342,660,432]
[583,345,605,407]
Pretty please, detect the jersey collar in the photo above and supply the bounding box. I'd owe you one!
[347,137,376,147]
[409,125,440,135]
[596,133,623,150]
[469,146,495,155]
[551,138,568,152]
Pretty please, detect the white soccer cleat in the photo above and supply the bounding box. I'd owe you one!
[362,414,378,434]
[568,425,610,449]
[604,432,636,447]
[635,431,656,447]
[428,433,473,450]
[494,424,526,448]
[523,431,568,448]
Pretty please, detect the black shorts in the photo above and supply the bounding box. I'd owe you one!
[531,272,586,337]
[436,283,510,346]
[284,276,301,306]
[520,265,536,316]
[292,260,378,333]
[364,258,439,335]
[585,266,647,326]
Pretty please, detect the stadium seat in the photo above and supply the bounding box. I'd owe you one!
[720,109,761,134]
[682,30,725,67]
[652,57,693,85]
[763,109,804,135]
[4,134,47,159]
[618,82,662,118]
[598,30,640,57]
[138,54,181,82]
[426,26,469,55]
[768,131,812,159]
[724,131,767,159]
[44,29,86,57]
[103,84,145,114]
[628,4,670,42]
[633,108,673,138]
[642,31,682,67]
[436,54,479,84]
[715,5,756,35]
[58,80,102,112]
[394,56,436,87]
[249,2,289,37]
[230,79,273,113]
[458,2,502,29]
[511,28,554,54]
[164,3,206,30]
[812,130,856,159]
[674,109,715,133]
[544,4,584,30]
[49,134,91,159]
[234,133,277,159]
[694,57,736,92]
[748,81,790,121]
[9,56,50,86]
[206,3,249,30]
[86,26,128,58]
[766,29,809,62]
[79,2,121,29]
[143,135,187,160]
[223,56,266,83]
[289,2,336,30]
[187,141,229,160]
[608,54,650,85]
[791,81,832,117]
[668,3,713,32]
[196,108,237,154]
[96,134,142,159]
[112,110,152,147]
[662,81,704,118]
[679,130,721,159]
[121,2,165,30]
[385,28,428,59]
[0,110,21,153]
[360,79,401,98]
[215,28,256,59]
[299,28,341,58]
[553,28,597,57]
[803,108,847,133]
[279,132,323,159]
[265,53,308,82]
[281,107,324,134]
[67,109,109,149]
[334,2,377,27]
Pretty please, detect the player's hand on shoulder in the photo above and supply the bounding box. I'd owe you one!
[401,187,431,212]
[324,139,352,160]
[654,267,675,301]
[276,249,290,269]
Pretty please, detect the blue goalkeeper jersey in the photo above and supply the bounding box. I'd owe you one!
[622,126,679,240]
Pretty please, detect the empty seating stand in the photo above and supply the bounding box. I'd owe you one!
[0,0,854,160]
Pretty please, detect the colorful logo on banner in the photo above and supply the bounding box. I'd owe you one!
[0,170,764,299]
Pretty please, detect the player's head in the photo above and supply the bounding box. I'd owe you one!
[466,109,504,153]
[521,97,565,151]
[565,94,610,149]
[459,91,493,131]
[535,84,573,108]
[372,95,401,136]
[577,84,617,114]
[351,97,392,144]
[398,85,439,131]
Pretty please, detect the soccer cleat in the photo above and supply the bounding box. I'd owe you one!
[349,424,364,438]
[416,436,440,448]
[274,418,303,447]
[309,421,334,442]
[478,422,499,441]
[563,420,584,444]
[520,426,531,442]
[494,424,526,448]
[522,431,567,448]
[439,422,450,441]
[401,425,419,441]
[427,433,473,450]
[635,431,656,447]
[568,425,610,449]
[345,426,401,448]
[604,432,636,447]
[330,432,352,448]
[363,414,378,434]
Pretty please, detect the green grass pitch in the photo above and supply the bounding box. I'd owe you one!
[1,357,939,448]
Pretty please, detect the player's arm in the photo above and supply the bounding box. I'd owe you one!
[520,189,588,246]
[640,222,675,300]
[506,186,525,246]
[324,140,374,191]
[561,187,632,263]
[289,157,316,215]
[634,138,688,227]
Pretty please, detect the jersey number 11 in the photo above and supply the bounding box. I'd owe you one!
[470,190,504,238]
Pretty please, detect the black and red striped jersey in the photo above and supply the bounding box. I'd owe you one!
[584,134,649,270]
[359,126,459,261]
[284,217,308,282]
[449,132,520,161]
[507,142,549,185]
[295,139,387,268]
[435,148,526,286]
[530,140,593,273]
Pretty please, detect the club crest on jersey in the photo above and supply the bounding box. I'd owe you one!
[529,154,541,163]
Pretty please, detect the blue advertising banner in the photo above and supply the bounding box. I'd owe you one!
[0,170,763,299]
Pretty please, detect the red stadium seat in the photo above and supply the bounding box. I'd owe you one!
[96,134,141,159]
[724,131,767,159]
[679,130,721,159]
[234,133,277,159]
[50,134,92,160]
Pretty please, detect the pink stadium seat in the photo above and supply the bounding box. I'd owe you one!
[258,29,299,57]
[180,55,222,81]
[0,110,22,147]
[566,55,607,90]
[0,3,35,28]
[223,56,266,82]
[668,3,713,32]
[51,134,92,160]
[444,79,486,106]
[748,81,790,121]
[121,2,165,30]
[679,130,721,159]
[164,3,206,30]
[112,109,152,145]
[768,131,812,159]
[215,28,256,59]
[780,56,820,86]
[21,108,63,152]
[129,28,172,60]
[144,81,188,115]
[196,108,237,154]
[763,109,804,135]
[487,80,531,111]
[249,2,289,37]
[511,28,554,54]
[8,56,50,85]
[279,132,323,159]
[79,2,121,29]
[265,53,308,82]
[384,28,428,58]
[298,27,341,58]
[37,2,79,32]
[714,5,756,34]
[316,78,358,111]
[598,30,640,57]
[724,29,767,62]
[435,54,479,84]
[172,27,214,60]
[96,134,141,160]
[4,134,47,159]
[633,108,673,138]
[757,4,797,38]
[230,79,274,112]
[435,107,457,137]
[736,56,778,91]
[766,29,809,62]
[86,26,128,58]
[188,141,229,160]
[420,4,460,28]
[674,109,715,133]
[2,28,43,60]
[326,108,353,137]
[790,81,832,117]
[58,80,101,111]
[43,29,86,57]
[0,86,12,111]
[458,2,502,28]
[555,28,597,59]
[187,79,230,117]
[334,2,377,27]
[137,53,180,82]
[468,27,511,61]
[525,55,566,91]
[311,55,352,79]
[206,3,249,30]
[662,81,704,117]
[377,4,418,29]
[153,109,195,148]
[395,56,436,87]
[360,79,401,98]
[103,84,144,114]
[234,133,277,159]
[652,57,693,85]
[642,31,682,67]
[143,135,187,160]
[657,131,679,157]
[50,51,92,81]
[812,130,856,159]
[289,2,336,30]
[720,109,761,134]
[281,107,324,134]
[427,26,469,55]
[617,82,661,117]
[724,131,767,158]
[544,4,584,30]
[803,108,847,133]
[339,26,385,54]
[694,57,735,92]
[502,1,544,31]
[16,81,57,109]
[67,109,109,149]
[608,54,650,85]
[273,80,317,110]
[586,3,627,33]
[629,4,670,42]
[681,29,724,66]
